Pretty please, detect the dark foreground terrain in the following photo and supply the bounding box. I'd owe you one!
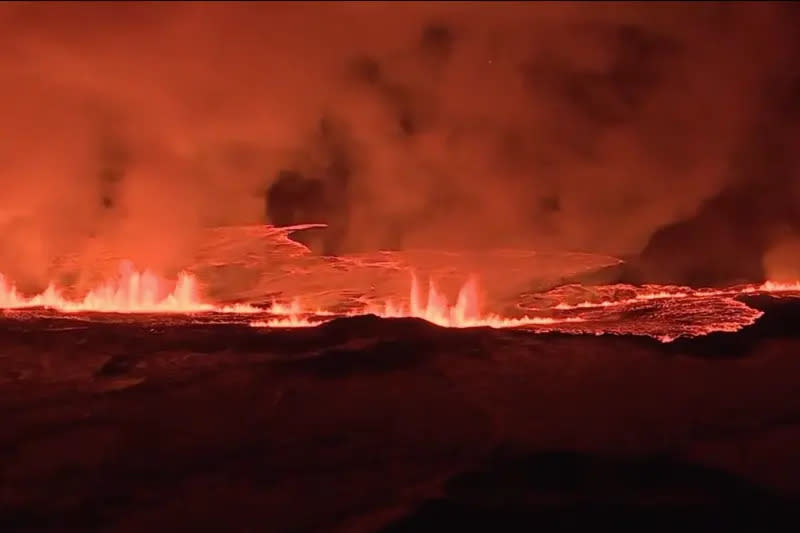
[2,296,800,531]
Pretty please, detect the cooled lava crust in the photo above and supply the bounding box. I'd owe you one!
[2,294,800,531]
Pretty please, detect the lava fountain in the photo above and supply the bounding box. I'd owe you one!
[0,262,257,314]
[361,274,583,328]
[251,274,584,330]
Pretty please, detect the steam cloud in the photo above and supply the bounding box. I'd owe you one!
[1,2,798,290]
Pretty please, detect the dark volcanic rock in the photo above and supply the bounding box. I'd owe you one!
[3,309,800,531]
[382,450,796,531]
[96,355,140,377]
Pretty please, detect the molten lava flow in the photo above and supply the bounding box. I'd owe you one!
[248,273,800,337]
[251,274,584,330]
[516,279,800,342]
[268,298,304,316]
[546,282,795,312]
[268,298,336,317]
[552,288,694,310]
[2,246,800,343]
[250,297,334,327]
[250,316,327,328]
[747,280,800,293]
[0,263,258,314]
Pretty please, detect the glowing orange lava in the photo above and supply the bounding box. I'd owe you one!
[747,280,800,293]
[2,257,799,343]
[250,316,327,328]
[549,280,800,312]
[0,262,258,314]
[267,298,336,317]
[361,275,582,328]
[250,297,332,328]
[251,274,584,330]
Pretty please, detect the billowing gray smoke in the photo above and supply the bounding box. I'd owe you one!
[0,2,797,290]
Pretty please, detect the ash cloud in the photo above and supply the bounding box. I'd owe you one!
[0,2,797,289]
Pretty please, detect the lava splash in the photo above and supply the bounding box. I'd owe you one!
[361,275,583,329]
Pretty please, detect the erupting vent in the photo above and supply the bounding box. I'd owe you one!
[1,251,798,342]
[0,262,257,314]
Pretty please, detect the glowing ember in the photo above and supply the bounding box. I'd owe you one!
[0,262,258,314]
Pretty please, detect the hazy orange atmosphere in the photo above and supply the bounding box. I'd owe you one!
[2,2,798,290]
[2,4,800,531]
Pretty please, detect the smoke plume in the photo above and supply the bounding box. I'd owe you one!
[0,2,797,289]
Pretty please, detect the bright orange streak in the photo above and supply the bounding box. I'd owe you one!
[0,262,258,314]
[553,290,693,310]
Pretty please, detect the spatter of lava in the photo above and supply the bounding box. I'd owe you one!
[0,261,257,314]
[251,274,584,330]
[1,258,798,342]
